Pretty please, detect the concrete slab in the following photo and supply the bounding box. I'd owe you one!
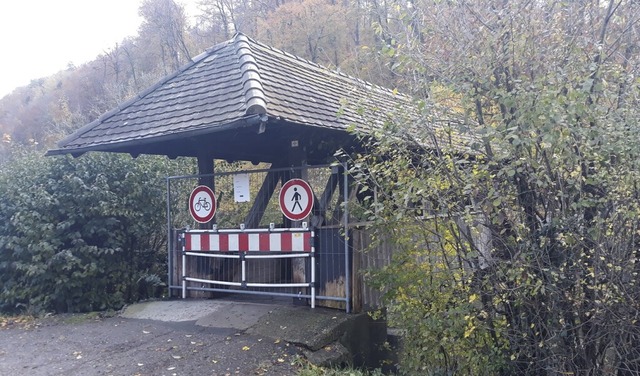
[195,302,278,330]
[121,299,389,368]
[121,299,233,322]
[247,306,353,351]
[122,299,282,331]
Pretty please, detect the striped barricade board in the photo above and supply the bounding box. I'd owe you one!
[182,229,313,253]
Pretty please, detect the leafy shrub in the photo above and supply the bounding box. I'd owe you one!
[0,151,193,313]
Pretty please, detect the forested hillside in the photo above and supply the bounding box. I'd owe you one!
[0,0,399,161]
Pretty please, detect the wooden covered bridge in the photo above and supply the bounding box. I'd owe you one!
[47,33,470,312]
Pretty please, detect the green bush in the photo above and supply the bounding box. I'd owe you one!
[0,151,193,314]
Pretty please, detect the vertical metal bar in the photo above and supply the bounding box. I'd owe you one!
[311,231,316,308]
[241,254,247,287]
[343,161,351,313]
[182,238,187,299]
[166,177,173,292]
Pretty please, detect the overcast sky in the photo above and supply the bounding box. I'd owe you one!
[0,0,198,99]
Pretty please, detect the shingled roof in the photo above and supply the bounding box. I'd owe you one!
[47,33,470,163]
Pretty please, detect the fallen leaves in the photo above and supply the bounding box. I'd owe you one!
[0,315,35,330]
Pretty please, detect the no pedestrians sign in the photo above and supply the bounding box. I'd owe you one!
[279,179,314,221]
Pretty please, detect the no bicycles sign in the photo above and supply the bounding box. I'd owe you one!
[279,178,314,221]
[189,185,217,223]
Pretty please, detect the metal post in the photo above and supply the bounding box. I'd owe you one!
[181,232,187,299]
[311,253,316,308]
[343,161,351,313]
[241,253,247,287]
[166,177,173,293]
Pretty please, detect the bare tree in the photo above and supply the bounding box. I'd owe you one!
[139,0,193,72]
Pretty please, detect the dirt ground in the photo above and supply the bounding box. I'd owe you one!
[0,312,302,376]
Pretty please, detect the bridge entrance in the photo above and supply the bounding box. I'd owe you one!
[166,163,353,312]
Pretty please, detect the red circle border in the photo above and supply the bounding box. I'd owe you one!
[189,185,217,223]
[279,179,314,221]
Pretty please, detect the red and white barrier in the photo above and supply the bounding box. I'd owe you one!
[183,230,312,252]
[180,228,316,308]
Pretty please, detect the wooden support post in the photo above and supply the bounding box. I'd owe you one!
[331,164,346,223]
[287,139,308,287]
[192,153,216,298]
[244,167,283,228]
[311,169,339,227]
[197,154,215,229]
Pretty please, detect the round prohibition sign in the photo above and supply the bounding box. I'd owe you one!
[189,185,217,223]
[279,178,314,221]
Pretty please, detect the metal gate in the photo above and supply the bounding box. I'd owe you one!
[166,163,352,312]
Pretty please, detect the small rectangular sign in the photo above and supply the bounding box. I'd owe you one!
[233,173,250,202]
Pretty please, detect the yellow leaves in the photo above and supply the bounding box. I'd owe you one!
[463,325,476,338]
[242,346,250,351]
[429,84,466,115]
[463,314,476,338]
[0,315,34,329]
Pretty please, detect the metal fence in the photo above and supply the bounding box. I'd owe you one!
[165,163,353,312]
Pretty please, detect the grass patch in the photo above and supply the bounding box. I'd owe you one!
[295,358,385,376]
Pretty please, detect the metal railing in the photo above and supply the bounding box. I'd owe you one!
[180,226,317,308]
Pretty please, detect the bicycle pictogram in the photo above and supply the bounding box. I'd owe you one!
[194,197,211,212]
[189,185,217,223]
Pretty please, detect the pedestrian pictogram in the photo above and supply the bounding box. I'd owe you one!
[189,185,217,223]
[279,179,314,221]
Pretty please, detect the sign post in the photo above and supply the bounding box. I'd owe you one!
[279,178,314,221]
[189,185,217,223]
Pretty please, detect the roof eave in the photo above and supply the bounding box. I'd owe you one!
[46,114,265,158]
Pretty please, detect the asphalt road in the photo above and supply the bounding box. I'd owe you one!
[0,303,302,376]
